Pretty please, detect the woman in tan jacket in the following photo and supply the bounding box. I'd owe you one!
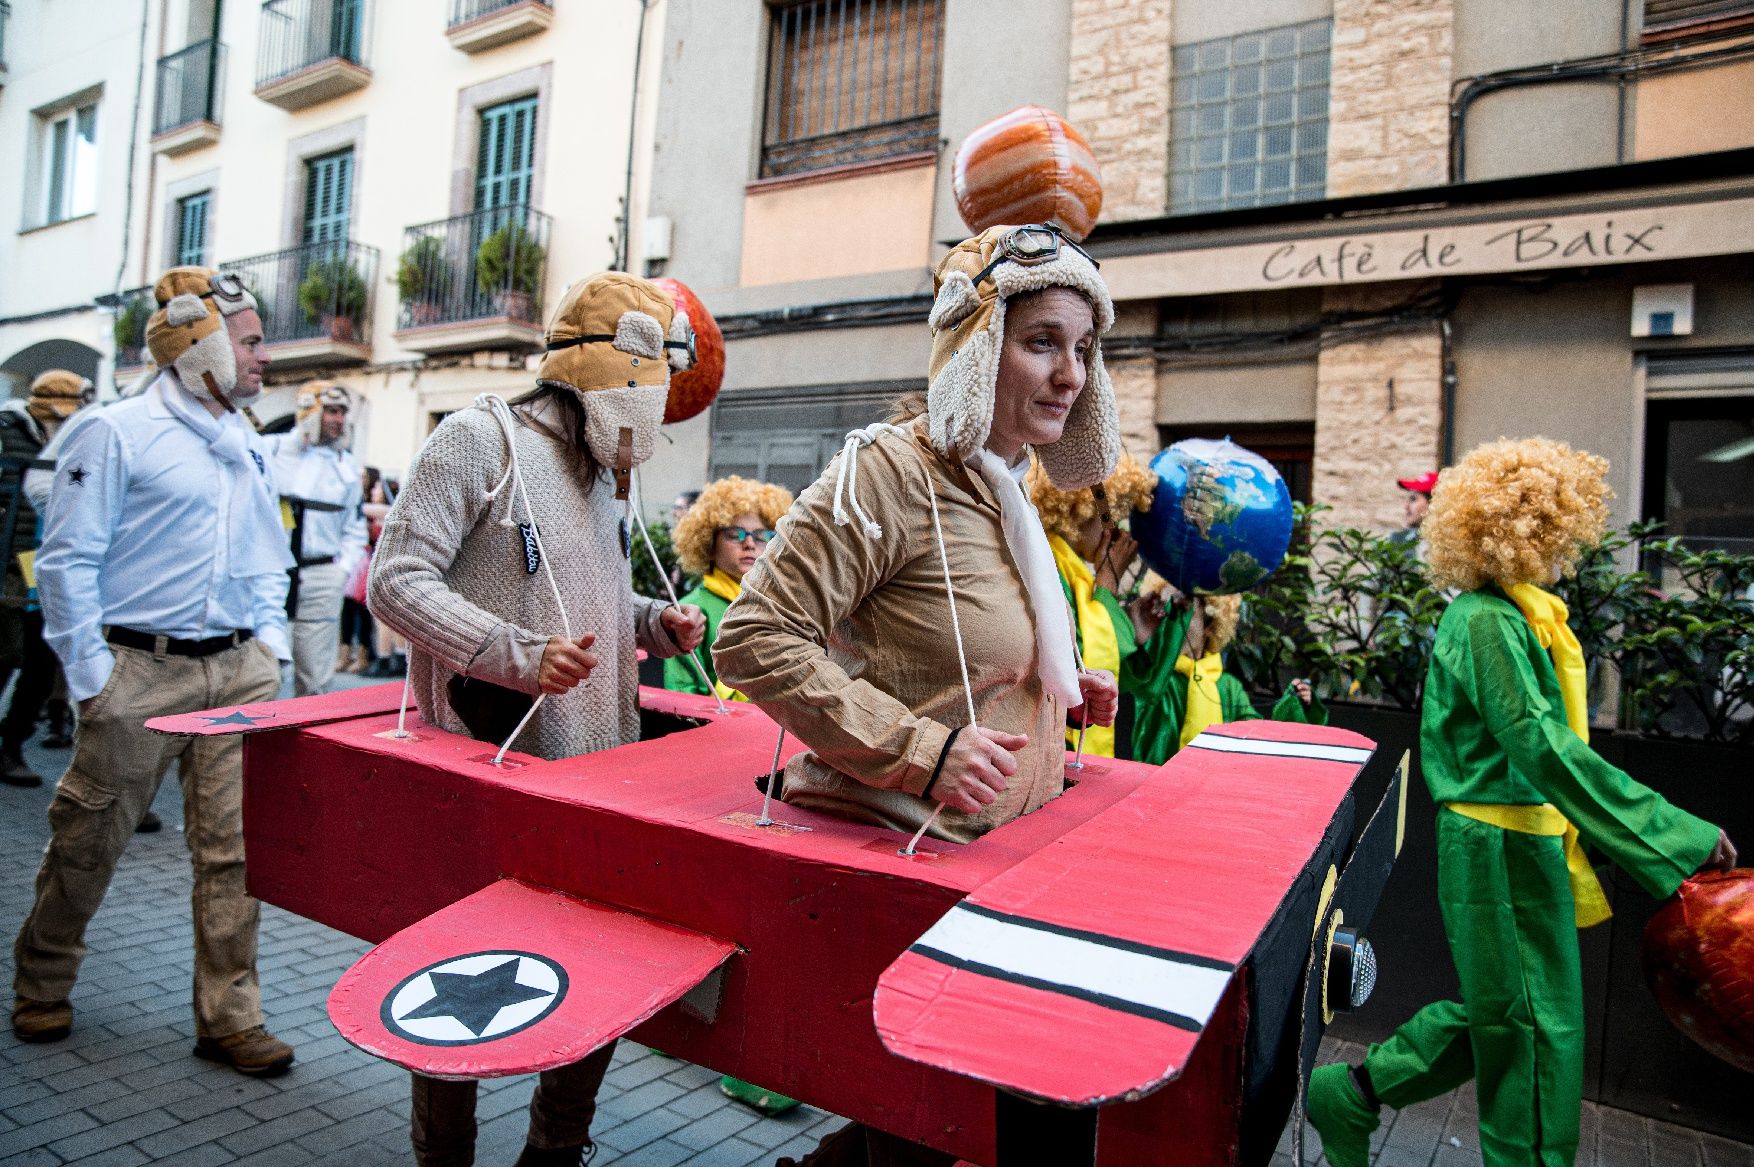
[716,223,1123,852]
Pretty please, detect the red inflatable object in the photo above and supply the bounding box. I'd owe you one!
[653,277,724,425]
[953,105,1103,242]
[1641,867,1754,1073]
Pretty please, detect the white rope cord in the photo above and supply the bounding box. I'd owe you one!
[630,470,728,715]
[900,469,981,857]
[393,674,413,738]
[756,728,785,826]
[830,430,885,537]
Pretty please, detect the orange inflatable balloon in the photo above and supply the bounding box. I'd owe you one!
[652,277,724,425]
[1641,867,1754,1073]
[953,105,1104,242]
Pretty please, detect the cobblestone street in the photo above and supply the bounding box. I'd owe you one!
[2,721,1750,1167]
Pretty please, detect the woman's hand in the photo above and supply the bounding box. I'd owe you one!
[1292,678,1314,707]
[1127,589,1167,644]
[538,634,598,694]
[662,604,707,653]
[1069,669,1119,728]
[1093,529,1139,594]
[933,727,1029,814]
[1698,829,1738,872]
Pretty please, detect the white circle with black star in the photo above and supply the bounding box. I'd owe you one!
[381,951,568,1045]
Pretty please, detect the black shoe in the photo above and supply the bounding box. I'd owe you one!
[135,811,162,834]
[513,1143,594,1167]
[0,745,42,787]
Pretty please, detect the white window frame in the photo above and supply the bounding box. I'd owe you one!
[36,97,101,226]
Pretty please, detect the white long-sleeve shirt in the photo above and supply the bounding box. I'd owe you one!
[38,374,294,701]
[267,433,366,577]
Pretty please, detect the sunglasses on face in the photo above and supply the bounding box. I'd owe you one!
[720,527,775,546]
[972,223,1100,288]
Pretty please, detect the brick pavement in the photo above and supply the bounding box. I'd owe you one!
[3,702,1751,1166]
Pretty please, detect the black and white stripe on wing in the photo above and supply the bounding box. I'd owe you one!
[906,902,1236,1032]
[1185,731,1373,765]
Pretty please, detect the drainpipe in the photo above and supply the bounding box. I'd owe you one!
[614,0,653,272]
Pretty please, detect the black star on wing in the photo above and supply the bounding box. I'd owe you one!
[402,957,550,1037]
[67,466,87,486]
[201,711,266,726]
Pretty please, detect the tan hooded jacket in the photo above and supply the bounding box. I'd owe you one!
[713,420,1065,844]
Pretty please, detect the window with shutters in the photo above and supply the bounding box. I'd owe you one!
[176,191,211,266]
[302,148,353,247]
[475,95,538,223]
[1644,0,1754,37]
[759,0,944,178]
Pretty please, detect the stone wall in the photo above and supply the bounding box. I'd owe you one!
[1312,283,1444,531]
[1107,354,1160,459]
[1327,0,1454,197]
[1067,0,1172,221]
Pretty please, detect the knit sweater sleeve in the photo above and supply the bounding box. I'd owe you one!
[368,410,547,689]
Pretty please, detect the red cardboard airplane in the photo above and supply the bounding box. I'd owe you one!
[150,683,1400,1167]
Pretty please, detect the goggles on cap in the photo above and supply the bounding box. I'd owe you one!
[201,272,249,306]
[312,384,351,409]
[971,223,1099,289]
[544,317,697,366]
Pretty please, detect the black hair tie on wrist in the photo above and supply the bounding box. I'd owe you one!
[923,726,964,800]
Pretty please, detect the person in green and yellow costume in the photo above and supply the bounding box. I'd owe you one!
[1026,452,1157,758]
[1306,437,1738,1167]
[664,475,793,701]
[663,474,801,1115]
[1124,581,1323,766]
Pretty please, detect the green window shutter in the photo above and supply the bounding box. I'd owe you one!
[475,95,538,217]
[302,149,354,246]
[176,191,211,267]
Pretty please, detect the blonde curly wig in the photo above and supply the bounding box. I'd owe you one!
[1028,451,1157,545]
[673,475,795,576]
[1424,437,1612,592]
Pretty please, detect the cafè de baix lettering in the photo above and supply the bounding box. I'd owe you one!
[1101,195,1754,299]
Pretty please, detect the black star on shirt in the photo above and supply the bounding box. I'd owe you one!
[202,711,266,726]
[66,466,87,486]
[401,957,551,1037]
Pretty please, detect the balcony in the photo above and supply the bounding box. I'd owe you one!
[1,2,11,89]
[254,0,370,112]
[152,40,225,155]
[393,206,550,355]
[108,286,155,388]
[447,0,552,53]
[222,239,380,370]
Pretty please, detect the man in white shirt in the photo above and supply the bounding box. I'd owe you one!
[11,267,298,1077]
[269,382,366,696]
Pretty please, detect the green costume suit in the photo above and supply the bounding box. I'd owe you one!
[1359,587,1718,1167]
[662,582,729,696]
[1121,607,1324,766]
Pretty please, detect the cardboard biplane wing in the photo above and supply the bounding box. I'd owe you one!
[873,722,1377,1108]
[145,682,406,736]
[327,878,737,1080]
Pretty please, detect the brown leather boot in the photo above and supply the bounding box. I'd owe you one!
[12,997,73,1042]
[193,1025,296,1076]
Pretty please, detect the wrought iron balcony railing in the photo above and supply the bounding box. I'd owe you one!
[449,0,549,28]
[256,0,368,88]
[222,239,380,349]
[154,40,225,135]
[396,205,550,334]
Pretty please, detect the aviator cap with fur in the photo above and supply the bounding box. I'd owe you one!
[28,370,94,424]
[144,267,259,401]
[925,224,1119,489]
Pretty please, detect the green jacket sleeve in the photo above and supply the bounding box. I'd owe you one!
[1094,587,1138,661]
[663,588,721,695]
[1123,609,1189,765]
[1269,684,1328,725]
[1457,606,1718,899]
[1218,674,1260,721]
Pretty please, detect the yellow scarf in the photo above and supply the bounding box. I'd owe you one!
[1048,535,1117,757]
[1450,583,1609,928]
[698,569,746,703]
[1173,652,1226,751]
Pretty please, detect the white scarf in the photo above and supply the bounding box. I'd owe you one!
[160,376,296,580]
[968,448,1081,706]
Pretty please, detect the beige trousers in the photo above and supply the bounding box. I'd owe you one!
[13,637,281,1037]
[290,562,345,697]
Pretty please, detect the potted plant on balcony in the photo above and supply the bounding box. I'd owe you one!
[298,255,369,343]
[112,294,153,367]
[396,235,453,328]
[475,222,544,323]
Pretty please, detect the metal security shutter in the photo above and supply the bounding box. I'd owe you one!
[476,95,538,217]
[1644,0,1754,31]
[302,149,354,246]
[708,383,915,494]
[176,191,211,267]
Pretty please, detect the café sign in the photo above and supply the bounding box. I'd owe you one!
[1101,195,1754,300]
